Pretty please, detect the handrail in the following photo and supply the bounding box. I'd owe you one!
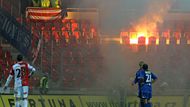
[26,7,99,12]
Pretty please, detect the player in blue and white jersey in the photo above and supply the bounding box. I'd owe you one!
[132,61,145,107]
[139,64,158,107]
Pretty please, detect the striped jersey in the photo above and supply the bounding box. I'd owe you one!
[10,61,35,87]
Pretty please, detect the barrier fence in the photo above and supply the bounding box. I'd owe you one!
[0,95,189,107]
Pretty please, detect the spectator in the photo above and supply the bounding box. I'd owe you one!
[41,0,50,7]
[32,0,40,7]
[39,73,49,94]
[51,0,60,8]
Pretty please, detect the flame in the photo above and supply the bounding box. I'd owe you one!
[129,0,173,45]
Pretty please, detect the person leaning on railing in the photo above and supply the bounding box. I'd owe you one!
[41,0,50,7]
[39,73,49,94]
[32,0,60,8]
[50,0,60,8]
[32,0,40,7]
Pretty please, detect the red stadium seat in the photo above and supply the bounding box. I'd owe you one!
[43,31,51,42]
[149,36,157,45]
[71,22,79,31]
[24,18,102,89]
[138,36,146,45]
[52,30,61,43]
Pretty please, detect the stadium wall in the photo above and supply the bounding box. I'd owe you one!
[0,95,188,107]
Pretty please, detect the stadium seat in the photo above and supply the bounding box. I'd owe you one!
[149,36,157,45]
[138,36,146,45]
[52,30,61,43]
[26,18,101,89]
[43,31,51,43]
[71,22,79,31]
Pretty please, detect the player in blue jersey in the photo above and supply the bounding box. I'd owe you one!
[139,64,158,107]
[132,61,145,107]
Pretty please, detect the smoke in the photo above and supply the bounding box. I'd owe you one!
[67,0,190,93]
[68,0,190,35]
[96,0,190,94]
[98,0,175,88]
[133,0,173,32]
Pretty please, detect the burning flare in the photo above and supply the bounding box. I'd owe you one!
[130,0,173,45]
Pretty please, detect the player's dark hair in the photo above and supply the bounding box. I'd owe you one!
[142,64,148,70]
[17,54,23,61]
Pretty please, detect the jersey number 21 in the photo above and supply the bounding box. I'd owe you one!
[146,74,152,82]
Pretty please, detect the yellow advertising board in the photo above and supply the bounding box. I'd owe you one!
[126,96,184,107]
[0,96,5,107]
[0,95,185,107]
[187,96,190,107]
[0,95,82,107]
[80,96,120,107]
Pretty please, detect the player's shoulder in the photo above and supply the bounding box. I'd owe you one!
[136,68,143,72]
[145,70,152,73]
[135,70,140,75]
[148,70,156,74]
[12,63,20,68]
[18,61,28,64]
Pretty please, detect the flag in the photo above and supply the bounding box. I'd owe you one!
[26,7,65,21]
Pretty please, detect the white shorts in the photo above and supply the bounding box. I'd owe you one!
[22,86,29,98]
[14,86,29,98]
[14,86,23,98]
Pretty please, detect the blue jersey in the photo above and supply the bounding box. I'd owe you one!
[134,69,143,85]
[133,69,144,97]
[139,70,157,99]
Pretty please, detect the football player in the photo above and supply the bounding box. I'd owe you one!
[3,54,36,107]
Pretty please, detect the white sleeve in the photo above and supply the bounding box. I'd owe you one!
[28,64,36,72]
[28,64,36,77]
[5,75,13,87]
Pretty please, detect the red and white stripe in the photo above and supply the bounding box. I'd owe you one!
[26,7,62,21]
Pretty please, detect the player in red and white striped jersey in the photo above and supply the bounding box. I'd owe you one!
[3,54,36,107]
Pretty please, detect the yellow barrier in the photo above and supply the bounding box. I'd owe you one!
[0,95,82,107]
[126,96,184,107]
[187,96,190,107]
[0,95,185,107]
[80,96,119,107]
[0,97,3,107]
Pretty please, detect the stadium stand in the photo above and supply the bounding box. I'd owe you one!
[1,0,190,93]
[25,18,102,89]
[0,0,101,90]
